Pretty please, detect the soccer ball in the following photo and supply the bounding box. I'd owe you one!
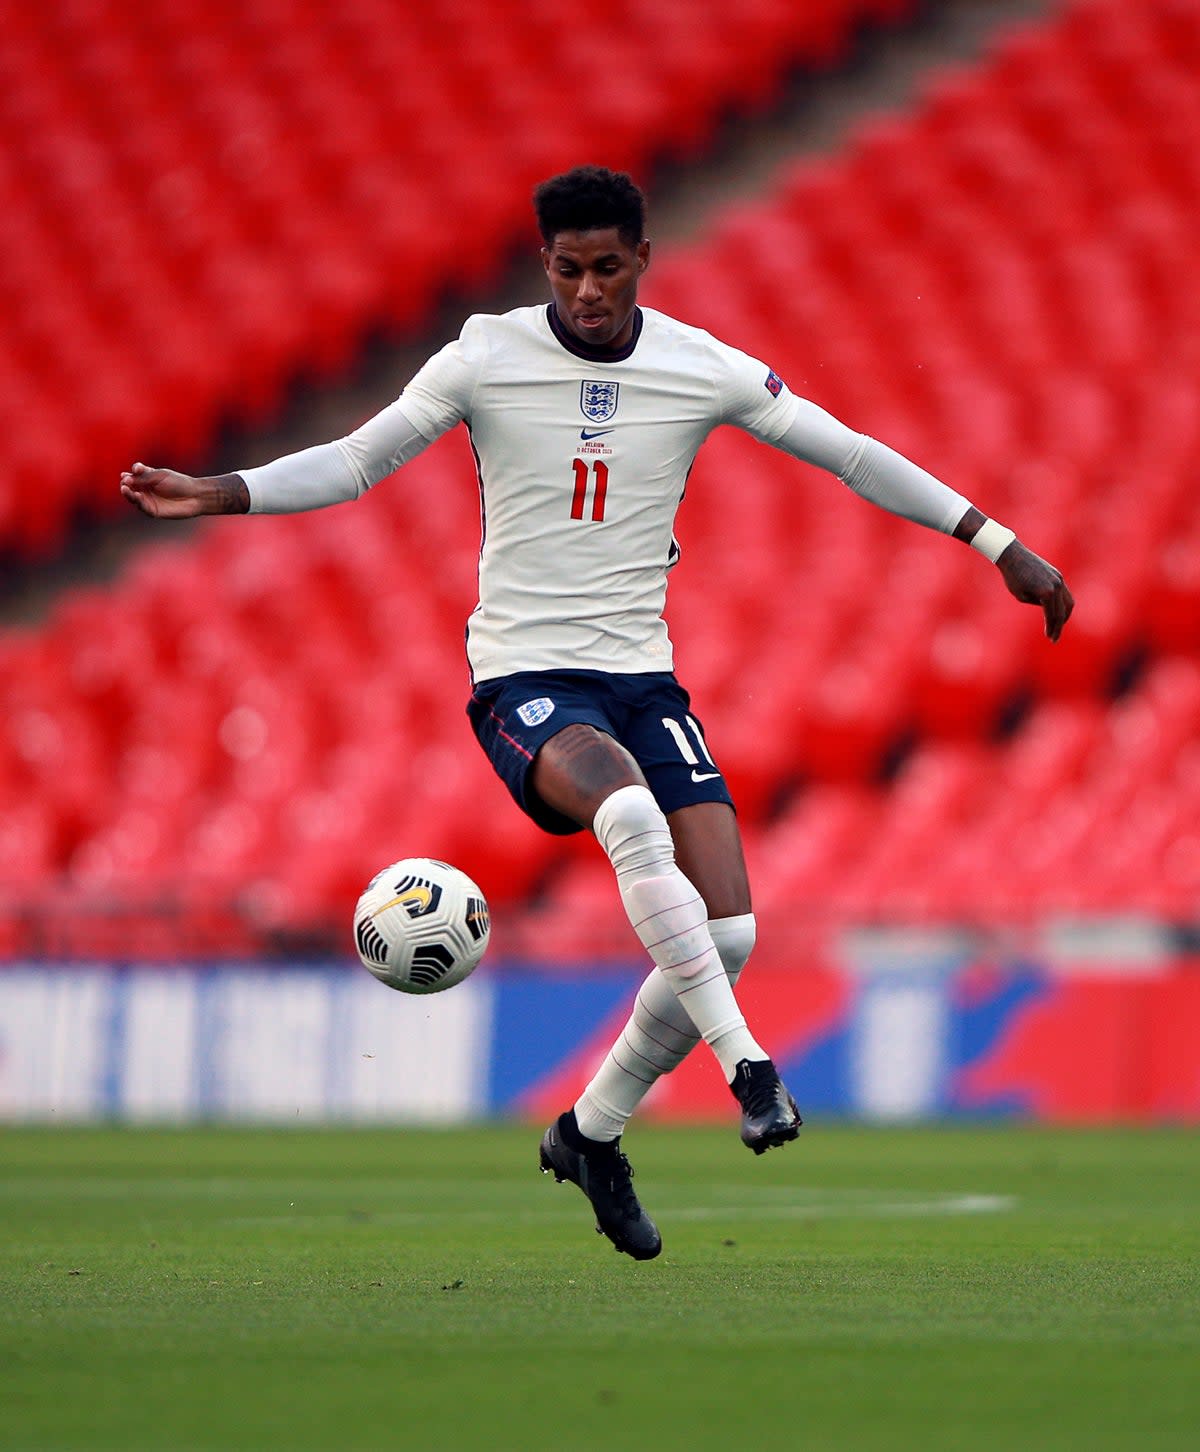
[353,858,490,994]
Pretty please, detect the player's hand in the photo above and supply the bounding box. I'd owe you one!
[120,464,249,517]
[120,463,208,519]
[996,540,1074,642]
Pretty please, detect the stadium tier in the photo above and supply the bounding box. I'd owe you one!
[0,0,916,561]
[2,0,1198,957]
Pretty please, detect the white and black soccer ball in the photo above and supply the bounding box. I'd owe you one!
[353,858,490,994]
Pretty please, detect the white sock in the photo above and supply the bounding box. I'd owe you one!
[574,914,757,1141]
[590,784,765,1088]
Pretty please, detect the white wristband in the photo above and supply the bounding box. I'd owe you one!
[970,518,1017,563]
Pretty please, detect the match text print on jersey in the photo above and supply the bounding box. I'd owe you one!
[662,716,720,780]
[570,458,609,521]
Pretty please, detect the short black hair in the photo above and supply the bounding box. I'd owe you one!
[533,166,646,249]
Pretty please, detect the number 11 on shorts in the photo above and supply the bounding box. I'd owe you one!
[662,715,720,778]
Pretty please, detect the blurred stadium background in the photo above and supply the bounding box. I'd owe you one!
[1,0,1198,1127]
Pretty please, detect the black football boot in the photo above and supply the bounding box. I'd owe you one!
[539,1114,662,1261]
[729,1058,802,1154]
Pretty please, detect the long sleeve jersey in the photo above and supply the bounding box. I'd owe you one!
[243,304,969,683]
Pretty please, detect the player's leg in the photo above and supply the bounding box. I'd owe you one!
[467,677,665,1257]
[570,678,799,1149]
[669,799,751,921]
[571,911,757,1132]
[537,721,800,1147]
[469,675,792,1258]
[668,802,802,1151]
[575,801,799,1150]
[572,802,753,1138]
[531,725,769,1077]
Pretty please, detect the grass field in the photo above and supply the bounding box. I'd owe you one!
[2,1123,1197,1452]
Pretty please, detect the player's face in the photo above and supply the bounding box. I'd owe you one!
[542,228,650,350]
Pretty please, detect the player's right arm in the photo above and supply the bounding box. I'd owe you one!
[119,317,488,519]
[120,397,436,518]
[120,465,250,517]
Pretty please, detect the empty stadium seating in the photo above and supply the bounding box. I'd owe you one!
[1,0,1198,957]
[0,0,916,563]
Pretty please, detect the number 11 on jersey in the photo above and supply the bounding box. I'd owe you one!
[571,459,609,522]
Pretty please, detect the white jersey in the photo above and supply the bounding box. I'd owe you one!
[243,303,970,683]
[397,303,800,681]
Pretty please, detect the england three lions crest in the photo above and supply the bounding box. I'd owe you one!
[580,380,619,423]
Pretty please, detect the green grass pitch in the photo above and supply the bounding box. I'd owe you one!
[2,1123,1197,1452]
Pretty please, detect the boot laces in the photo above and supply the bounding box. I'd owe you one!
[740,1063,780,1117]
[595,1146,641,1219]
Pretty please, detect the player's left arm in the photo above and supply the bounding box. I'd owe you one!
[950,505,1073,643]
[770,398,1074,642]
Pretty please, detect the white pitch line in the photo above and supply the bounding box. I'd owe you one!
[668,1194,1017,1221]
[222,1193,1017,1229]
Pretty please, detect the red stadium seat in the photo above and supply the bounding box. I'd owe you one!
[1,0,1197,953]
[0,0,924,562]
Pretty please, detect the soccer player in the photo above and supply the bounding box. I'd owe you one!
[121,165,1073,1261]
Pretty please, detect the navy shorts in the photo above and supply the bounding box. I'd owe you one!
[467,669,735,835]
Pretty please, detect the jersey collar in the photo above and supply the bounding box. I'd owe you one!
[545,303,643,363]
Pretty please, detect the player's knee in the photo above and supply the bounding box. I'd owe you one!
[531,724,641,829]
[708,913,756,985]
[593,783,673,877]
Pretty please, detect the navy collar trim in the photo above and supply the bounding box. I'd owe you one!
[546,303,643,363]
